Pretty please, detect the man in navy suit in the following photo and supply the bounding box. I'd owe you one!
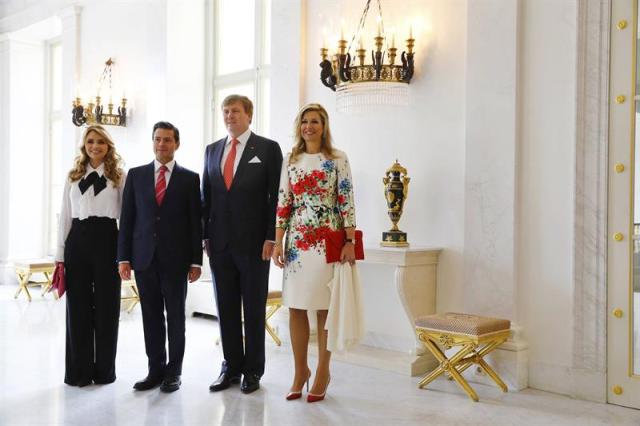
[118,121,202,393]
[203,95,283,394]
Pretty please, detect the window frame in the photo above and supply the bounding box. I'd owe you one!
[210,0,271,139]
[44,38,63,256]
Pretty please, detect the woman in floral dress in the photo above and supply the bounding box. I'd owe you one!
[272,103,356,402]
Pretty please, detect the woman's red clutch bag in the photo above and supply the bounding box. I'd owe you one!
[324,230,364,263]
[52,263,66,297]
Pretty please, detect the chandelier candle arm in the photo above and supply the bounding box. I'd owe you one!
[319,0,416,112]
[71,57,128,127]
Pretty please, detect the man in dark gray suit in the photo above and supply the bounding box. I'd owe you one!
[202,95,283,394]
[118,121,202,393]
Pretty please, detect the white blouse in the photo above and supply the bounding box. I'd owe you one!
[55,163,126,261]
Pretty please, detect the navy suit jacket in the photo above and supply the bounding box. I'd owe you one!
[118,161,202,272]
[202,132,283,255]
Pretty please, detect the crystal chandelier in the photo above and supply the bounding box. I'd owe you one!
[319,0,415,113]
[71,58,127,127]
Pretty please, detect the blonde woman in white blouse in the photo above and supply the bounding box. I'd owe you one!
[56,125,125,387]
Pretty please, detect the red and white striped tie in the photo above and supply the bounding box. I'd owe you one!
[155,165,168,205]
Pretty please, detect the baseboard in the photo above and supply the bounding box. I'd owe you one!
[528,361,606,402]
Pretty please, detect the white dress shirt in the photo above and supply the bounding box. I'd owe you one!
[154,159,175,186]
[220,128,252,175]
[55,163,126,262]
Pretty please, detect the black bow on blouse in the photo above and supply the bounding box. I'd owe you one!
[79,171,107,196]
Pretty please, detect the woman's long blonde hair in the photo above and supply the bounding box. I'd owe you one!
[68,125,124,187]
[289,103,335,164]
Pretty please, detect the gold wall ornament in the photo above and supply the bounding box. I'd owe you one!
[613,232,624,241]
[617,20,628,30]
[615,163,625,173]
[381,160,410,247]
[612,308,624,318]
[613,385,623,395]
[616,95,626,104]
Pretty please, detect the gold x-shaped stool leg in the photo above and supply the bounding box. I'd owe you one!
[418,337,480,401]
[121,279,140,313]
[416,328,510,402]
[14,271,32,302]
[14,263,57,301]
[40,272,58,299]
[451,339,508,392]
[265,301,282,346]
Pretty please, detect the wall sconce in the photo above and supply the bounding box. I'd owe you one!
[71,58,127,127]
[319,0,416,113]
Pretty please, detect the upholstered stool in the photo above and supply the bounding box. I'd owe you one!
[13,259,56,301]
[414,312,511,402]
[266,290,283,346]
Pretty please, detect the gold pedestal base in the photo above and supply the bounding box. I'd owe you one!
[381,230,409,247]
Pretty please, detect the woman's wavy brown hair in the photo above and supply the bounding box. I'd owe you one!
[290,103,335,164]
[68,125,124,187]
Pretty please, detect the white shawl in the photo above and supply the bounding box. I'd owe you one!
[325,262,365,353]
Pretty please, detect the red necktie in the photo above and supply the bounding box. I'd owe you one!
[155,165,168,205]
[223,139,239,190]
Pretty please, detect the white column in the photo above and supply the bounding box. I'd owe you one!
[464,0,528,390]
[0,35,12,282]
[57,6,82,171]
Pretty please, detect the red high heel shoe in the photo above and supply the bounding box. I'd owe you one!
[286,369,311,400]
[307,376,331,403]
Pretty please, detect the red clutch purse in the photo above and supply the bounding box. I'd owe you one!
[52,263,66,297]
[324,229,364,263]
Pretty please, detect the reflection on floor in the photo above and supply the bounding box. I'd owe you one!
[1,285,639,426]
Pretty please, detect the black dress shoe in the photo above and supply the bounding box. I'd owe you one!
[209,372,241,392]
[133,375,163,391]
[241,374,260,394]
[160,375,181,393]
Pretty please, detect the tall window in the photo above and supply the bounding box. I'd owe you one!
[46,40,64,255]
[213,0,271,137]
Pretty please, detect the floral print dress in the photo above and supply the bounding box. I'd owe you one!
[276,150,356,310]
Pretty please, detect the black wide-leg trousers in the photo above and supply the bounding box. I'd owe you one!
[64,217,121,386]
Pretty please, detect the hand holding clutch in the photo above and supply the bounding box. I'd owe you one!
[325,230,364,264]
[52,262,66,298]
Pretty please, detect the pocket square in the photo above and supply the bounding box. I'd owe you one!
[248,156,261,163]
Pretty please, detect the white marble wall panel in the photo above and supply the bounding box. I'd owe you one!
[464,0,518,321]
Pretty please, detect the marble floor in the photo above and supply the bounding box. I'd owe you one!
[1,285,640,426]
